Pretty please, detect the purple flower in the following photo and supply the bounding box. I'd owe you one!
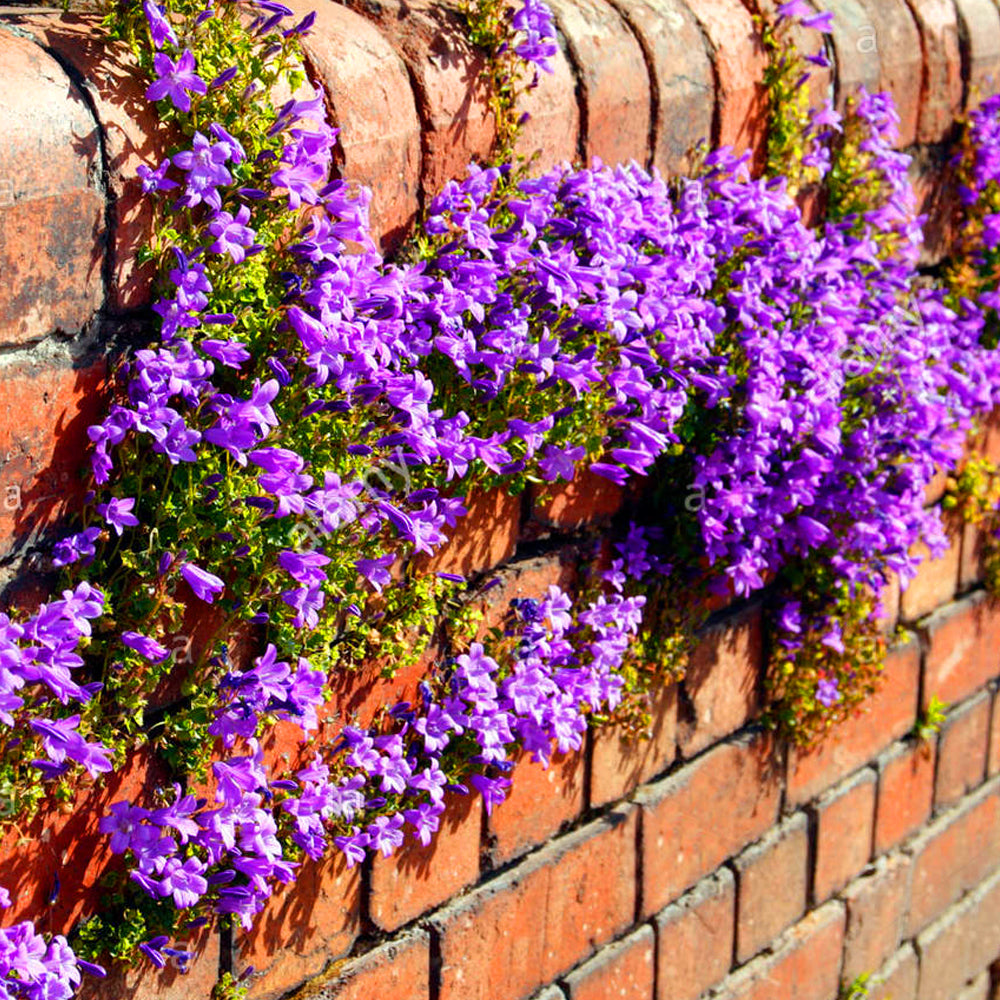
[121,630,170,663]
[816,677,841,707]
[136,159,178,193]
[356,554,395,593]
[142,0,178,48]
[146,50,208,113]
[208,205,256,263]
[96,496,140,536]
[180,562,225,603]
[52,527,101,568]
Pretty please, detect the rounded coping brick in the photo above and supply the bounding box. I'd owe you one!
[0,27,104,346]
[0,359,107,559]
[603,0,714,175]
[907,0,964,144]
[954,0,1000,109]
[289,0,422,253]
[8,10,174,311]
[341,0,495,203]
[514,29,581,167]
[686,0,768,162]
[544,0,652,166]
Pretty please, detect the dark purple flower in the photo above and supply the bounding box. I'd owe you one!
[146,50,208,113]
[180,562,225,603]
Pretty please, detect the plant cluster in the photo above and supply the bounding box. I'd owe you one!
[0,0,996,991]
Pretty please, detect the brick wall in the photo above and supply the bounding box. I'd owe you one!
[3,0,1000,998]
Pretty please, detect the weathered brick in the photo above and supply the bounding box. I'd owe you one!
[733,812,809,963]
[637,730,781,915]
[545,0,651,165]
[812,768,877,903]
[487,746,584,864]
[235,852,360,998]
[291,0,420,251]
[923,591,1000,709]
[906,779,1000,936]
[824,0,883,104]
[417,486,521,578]
[528,467,625,532]
[712,902,846,1000]
[915,868,1000,1000]
[433,807,638,1000]
[960,519,987,591]
[0,359,107,559]
[687,0,768,161]
[677,603,762,756]
[341,0,494,201]
[989,687,1000,777]
[654,868,735,1000]
[590,681,677,808]
[369,791,481,932]
[10,11,173,310]
[859,0,923,147]
[935,691,990,810]
[907,0,963,143]
[606,0,714,174]
[842,853,912,983]
[954,0,1000,110]
[867,943,920,1000]
[515,34,580,167]
[788,637,920,806]
[563,924,655,1000]
[297,930,430,1000]
[0,30,103,345]
[899,532,961,622]
[957,972,993,1000]
[875,738,936,855]
[79,923,220,1000]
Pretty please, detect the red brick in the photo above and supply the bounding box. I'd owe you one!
[677,603,762,756]
[876,571,901,633]
[955,0,1000,111]
[899,532,961,622]
[712,901,846,1000]
[911,145,958,267]
[529,467,625,532]
[79,922,220,1000]
[842,852,912,983]
[733,812,809,963]
[11,12,173,310]
[989,688,1000,777]
[304,930,431,1000]
[654,868,735,1000]
[590,681,677,808]
[906,779,1000,936]
[564,924,655,1000]
[860,0,923,147]
[487,746,585,864]
[915,868,1000,1000]
[875,738,936,855]
[291,0,420,252]
[233,853,361,999]
[0,360,107,558]
[935,691,990,810]
[369,790,481,932]
[606,0,714,174]
[0,31,103,345]
[907,0,964,143]
[342,0,494,201]
[515,37,580,167]
[637,730,781,915]
[868,943,920,1000]
[960,519,987,591]
[923,591,1000,710]
[813,768,877,903]
[433,806,638,1000]
[545,0,651,166]
[787,637,920,806]
[416,486,521,579]
[688,0,768,163]
[824,0,883,106]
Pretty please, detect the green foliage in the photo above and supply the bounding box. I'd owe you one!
[914,694,949,742]
[840,973,875,1000]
